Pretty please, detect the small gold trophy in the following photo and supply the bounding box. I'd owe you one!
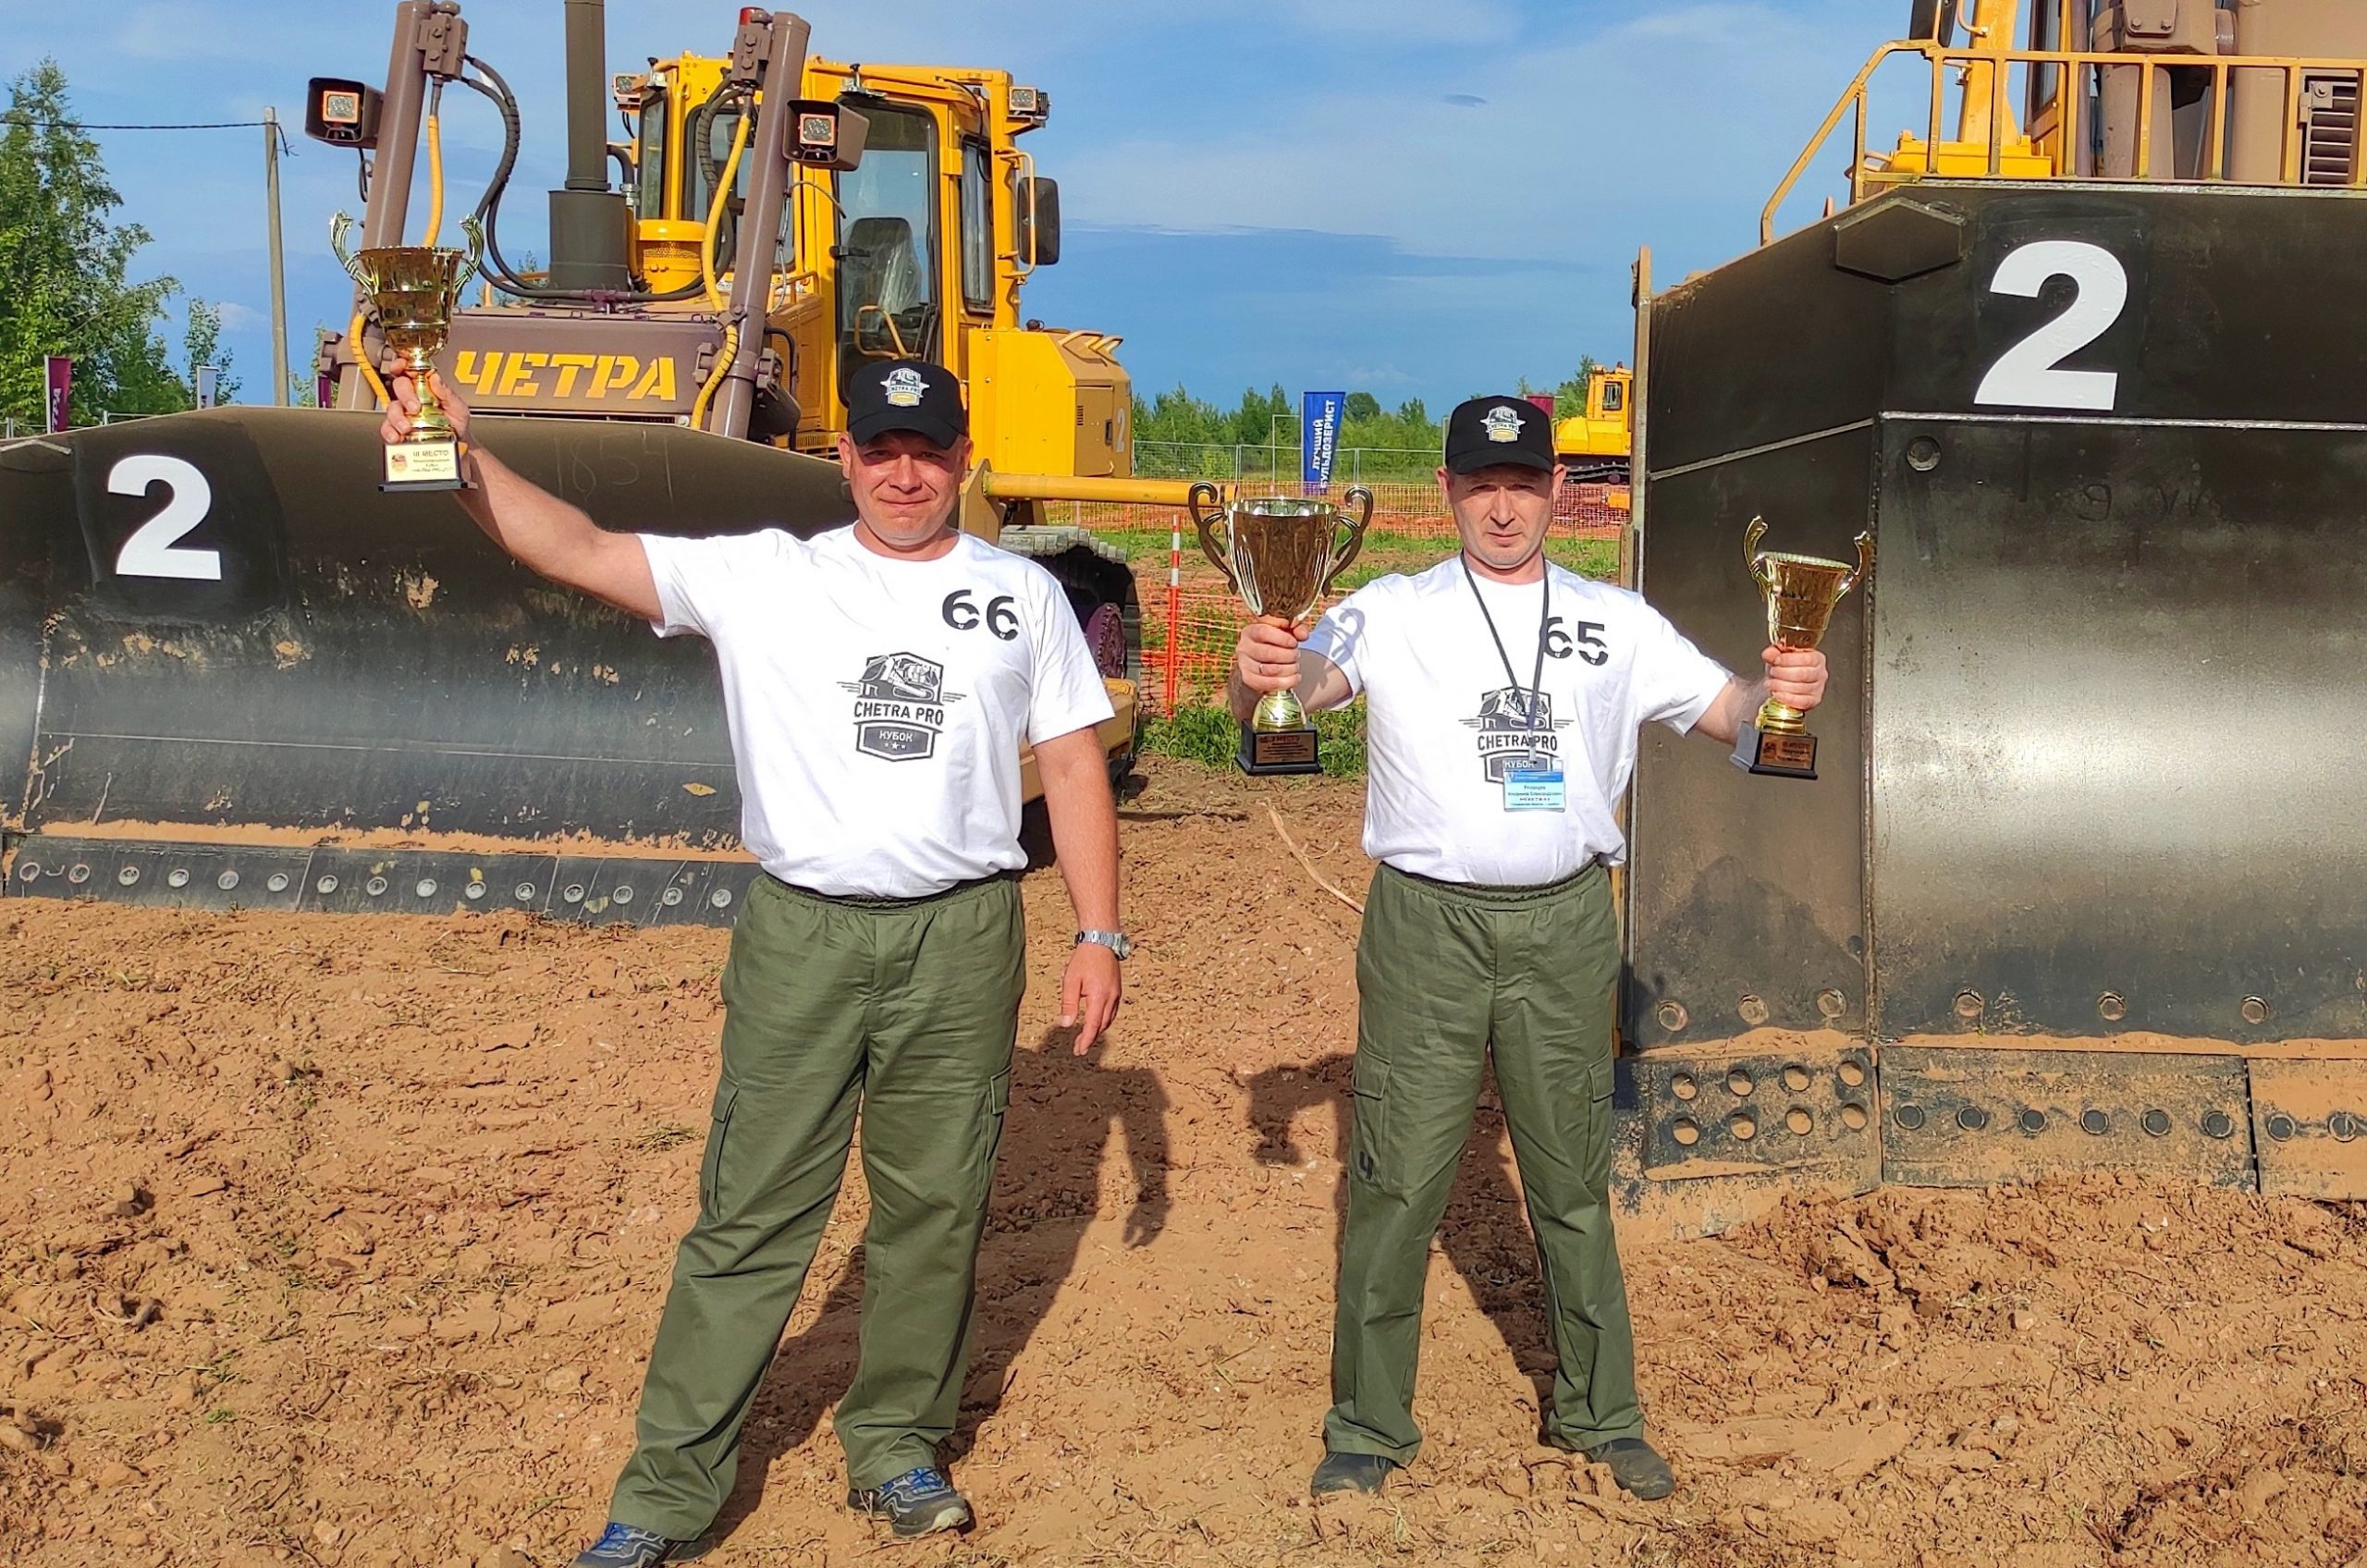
[332,213,484,492]
[1190,482,1374,775]
[1732,516,1872,780]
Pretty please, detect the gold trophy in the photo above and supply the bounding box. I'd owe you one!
[1732,516,1872,780]
[1190,482,1374,775]
[332,212,484,492]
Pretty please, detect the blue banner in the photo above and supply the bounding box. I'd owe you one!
[1301,389,1345,492]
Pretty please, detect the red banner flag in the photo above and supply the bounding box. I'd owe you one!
[44,355,71,434]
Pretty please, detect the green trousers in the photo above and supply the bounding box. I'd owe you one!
[1324,861,1641,1464]
[610,872,1024,1537]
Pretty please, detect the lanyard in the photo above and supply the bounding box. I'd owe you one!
[1462,556,1551,738]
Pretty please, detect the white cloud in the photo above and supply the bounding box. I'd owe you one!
[215,300,265,329]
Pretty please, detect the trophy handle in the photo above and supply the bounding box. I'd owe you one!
[1322,486,1375,595]
[1742,515,1774,588]
[1839,530,1876,597]
[1187,481,1239,594]
[329,212,372,288]
[454,214,487,293]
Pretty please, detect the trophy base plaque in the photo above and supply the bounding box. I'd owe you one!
[381,437,468,492]
[1238,723,1322,777]
[1733,723,1818,780]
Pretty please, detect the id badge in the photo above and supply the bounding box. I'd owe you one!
[1502,767,1566,812]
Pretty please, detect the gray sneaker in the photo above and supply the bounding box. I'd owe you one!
[848,1465,974,1538]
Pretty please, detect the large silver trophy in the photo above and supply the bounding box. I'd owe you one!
[1189,483,1373,775]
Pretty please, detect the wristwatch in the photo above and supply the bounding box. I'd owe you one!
[1074,928,1133,960]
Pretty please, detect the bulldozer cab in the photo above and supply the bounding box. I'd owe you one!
[603,49,1114,481]
[1588,366,1628,421]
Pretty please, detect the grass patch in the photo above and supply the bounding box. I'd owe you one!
[634,1124,697,1153]
[1142,700,1367,779]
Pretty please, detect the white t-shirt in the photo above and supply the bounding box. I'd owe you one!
[1301,556,1731,886]
[639,525,1114,898]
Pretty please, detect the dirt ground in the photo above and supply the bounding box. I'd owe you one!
[4,756,2365,1568]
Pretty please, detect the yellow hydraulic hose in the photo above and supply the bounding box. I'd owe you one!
[689,101,752,431]
[690,324,740,433]
[350,308,390,408]
[423,103,445,247]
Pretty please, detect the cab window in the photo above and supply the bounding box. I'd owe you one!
[960,139,994,313]
[634,89,669,220]
[836,102,941,372]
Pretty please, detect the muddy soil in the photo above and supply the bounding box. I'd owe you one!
[3,756,2363,1567]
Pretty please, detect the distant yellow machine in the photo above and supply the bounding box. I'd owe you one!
[1552,363,1632,487]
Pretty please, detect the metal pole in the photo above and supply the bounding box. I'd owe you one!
[1165,521,1181,714]
[347,1,433,406]
[711,11,811,435]
[264,108,289,406]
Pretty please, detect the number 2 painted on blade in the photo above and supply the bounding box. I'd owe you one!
[1974,240,2128,412]
[107,454,222,581]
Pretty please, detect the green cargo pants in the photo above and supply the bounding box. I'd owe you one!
[609,872,1025,1538]
[1324,860,1641,1464]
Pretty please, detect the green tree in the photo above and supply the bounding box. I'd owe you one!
[1552,357,1603,421]
[1343,391,1381,423]
[0,61,184,425]
[1227,383,1289,447]
[181,299,239,404]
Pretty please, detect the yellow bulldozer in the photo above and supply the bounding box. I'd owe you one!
[2,2,1199,925]
[1551,362,1632,487]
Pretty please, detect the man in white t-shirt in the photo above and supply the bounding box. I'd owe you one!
[381,358,1131,1562]
[1230,395,1827,1503]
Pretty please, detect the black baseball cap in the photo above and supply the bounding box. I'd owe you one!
[846,358,967,447]
[1443,395,1554,474]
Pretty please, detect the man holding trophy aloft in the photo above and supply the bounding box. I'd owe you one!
[1229,396,1830,1502]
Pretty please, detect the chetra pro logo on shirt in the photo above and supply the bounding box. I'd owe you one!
[1461,686,1573,783]
[841,652,969,760]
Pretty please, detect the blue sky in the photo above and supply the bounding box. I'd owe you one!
[0,0,1903,412]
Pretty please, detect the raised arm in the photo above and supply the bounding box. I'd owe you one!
[382,365,660,622]
[1229,617,1354,726]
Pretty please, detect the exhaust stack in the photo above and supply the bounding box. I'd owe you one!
[546,0,632,291]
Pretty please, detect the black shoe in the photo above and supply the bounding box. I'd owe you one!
[1310,1451,1398,1496]
[848,1465,974,1538]
[1583,1436,1675,1501]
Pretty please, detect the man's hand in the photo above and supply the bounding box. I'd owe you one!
[378,359,471,447]
[1764,645,1829,714]
[1235,615,1305,694]
[1059,941,1122,1055]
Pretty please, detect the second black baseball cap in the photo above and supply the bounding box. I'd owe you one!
[1443,395,1554,474]
[847,358,967,447]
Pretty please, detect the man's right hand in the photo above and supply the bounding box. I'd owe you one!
[378,358,471,447]
[1234,615,1306,694]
